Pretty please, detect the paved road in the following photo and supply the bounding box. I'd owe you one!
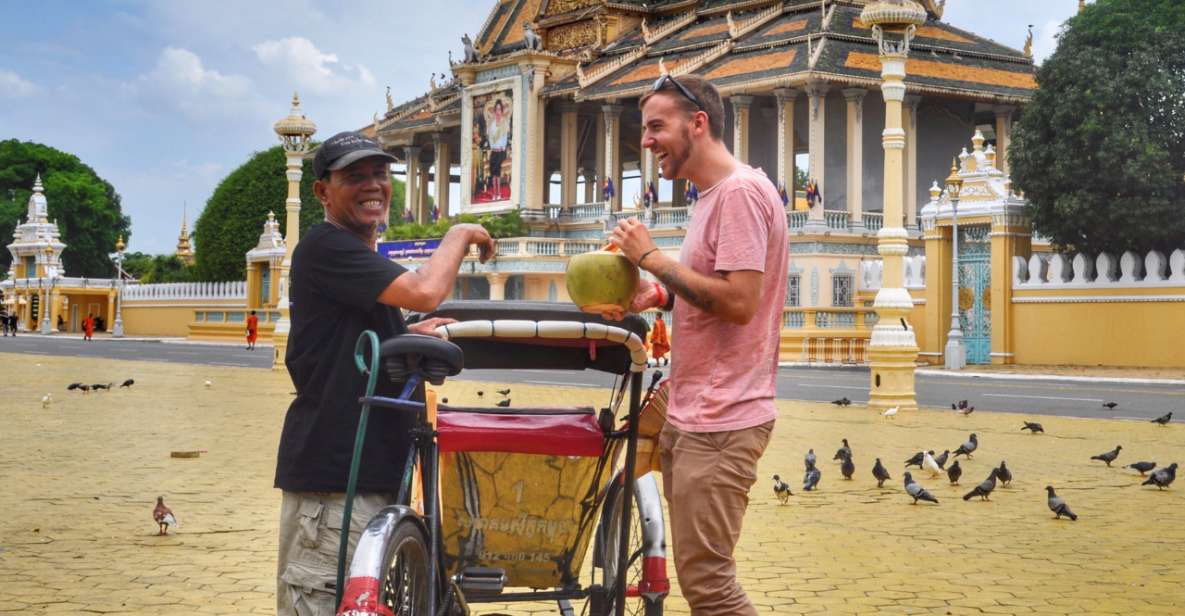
[3,335,1180,421]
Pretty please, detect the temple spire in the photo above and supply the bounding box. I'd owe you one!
[175,202,194,265]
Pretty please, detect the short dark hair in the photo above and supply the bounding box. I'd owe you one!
[639,74,725,141]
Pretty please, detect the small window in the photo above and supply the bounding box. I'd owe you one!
[831,274,853,307]
[785,274,801,307]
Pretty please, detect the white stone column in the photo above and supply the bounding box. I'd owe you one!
[729,95,754,164]
[404,145,420,222]
[805,83,829,222]
[583,169,596,203]
[418,166,431,221]
[602,103,623,211]
[774,88,799,199]
[524,64,548,209]
[560,103,579,208]
[432,134,450,220]
[594,113,606,203]
[844,88,867,231]
[903,94,921,229]
[487,272,507,301]
[994,105,1014,176]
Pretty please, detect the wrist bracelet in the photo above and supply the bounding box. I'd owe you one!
[637,247,659,267]
[651,281,666,309]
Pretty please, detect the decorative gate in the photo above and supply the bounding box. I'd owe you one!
[957,225,991,364]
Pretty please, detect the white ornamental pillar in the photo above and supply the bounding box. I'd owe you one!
[271,93,316,371]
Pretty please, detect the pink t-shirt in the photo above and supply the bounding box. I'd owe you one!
[668,164,789,433]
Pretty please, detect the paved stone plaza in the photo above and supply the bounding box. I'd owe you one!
[1,352,1182,615]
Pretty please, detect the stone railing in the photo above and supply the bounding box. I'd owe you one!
[486,238,603,258]
[861,256,926,291]
[2,276,118,290]
[608,206,688,229]
[862,212,883,232]
[1013,249,1185,288]
[786,210,880,233]
[535,203,609,223]
[825,210,850,230]
[787,211,808,228]
[781,307,875,330]
[123,281,247,301]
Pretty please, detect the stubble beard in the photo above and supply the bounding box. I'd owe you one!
[664,126,694,181]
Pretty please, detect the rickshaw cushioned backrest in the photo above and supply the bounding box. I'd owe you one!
[436,407,604,457]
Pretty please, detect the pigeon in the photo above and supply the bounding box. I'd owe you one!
[803,462,821,491]
[923,451,943,477]
[204,380,213,388]
[1091,445,1122,467]
[1126,461,1157,476]
[120,379,135,388]
[953,433,978,459]
[953,399,970,410]
[1152,412,1172,426]
[440,397,449,404]
[772,475,793,504]
[496,399,511,408]
[932,450,950,470]
[1045,486,1077,521]
[153,497,177,536]
[831,397,851,407]
[78,384,91,394]
[963,468,999,501]
[833,439,851,462]
[840,452,855,480]
[904,472,939,504]
[956,405,975,416]
[882,405,899,419]
[804,448,817,469]
[1102,401,1118,410]
[904,451,926,468]
[872,458,891,487]
[91,383,110,391]
[947,460,963,485]
[496,388,511,396]
[67,382,83,391]
[996,461,1013,487]
[1021,422,1044,433]
[42,394,52,409]
[1142,463,1176,489]
[477,390,484,397]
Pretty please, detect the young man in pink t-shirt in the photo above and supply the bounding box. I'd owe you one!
[608,74,788,615]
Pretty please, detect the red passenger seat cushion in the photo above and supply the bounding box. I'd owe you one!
[436,408,605,457]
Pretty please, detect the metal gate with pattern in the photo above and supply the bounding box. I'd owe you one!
[957,225,991,364]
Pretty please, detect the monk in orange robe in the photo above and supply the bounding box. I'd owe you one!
[82,313,95,341]
[246,310,259,350]
[650,312,670,366]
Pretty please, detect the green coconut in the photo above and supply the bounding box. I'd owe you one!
[565,250,640,313]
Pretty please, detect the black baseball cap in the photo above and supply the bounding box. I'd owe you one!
[312,131,397,179]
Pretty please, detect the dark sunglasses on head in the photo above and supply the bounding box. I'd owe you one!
[652,74,703,111]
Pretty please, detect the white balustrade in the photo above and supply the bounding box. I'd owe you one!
[122,280,246,301]
[1015,248,1185,288]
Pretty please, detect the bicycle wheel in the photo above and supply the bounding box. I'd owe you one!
[594,474,664,616]
[379,518,431,615]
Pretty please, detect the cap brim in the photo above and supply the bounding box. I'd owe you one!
[327,149,398,173]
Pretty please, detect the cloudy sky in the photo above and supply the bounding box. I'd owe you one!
[1,1,1080,254]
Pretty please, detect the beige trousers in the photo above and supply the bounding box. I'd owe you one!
[659,421,774,616]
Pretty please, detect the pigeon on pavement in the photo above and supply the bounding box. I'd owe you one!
[872,458,891,487]
[956,405,975,416]
[840,452,855,480]
[923,451,943,477]
[78,384,91,394]
[1151,412,1172,426]
[41,394,52,409]
[997,461,1013,487]
[1045,486,1078,521]
[120,379,135,388]
[932,450,950,469]
[947,460,963,485]
[153,497,178,536]
[904,472,939,504]
[904,451,926,468]
[1091,445,1122,467]
[1021,422,1044,433]
[803,462,822,491]
[496,399,511,408]
[805,449,817,469]
[833,439,851,462]
[772,475,793,504]
[1126,461,1157,476]
[954,434,978,459]
[1141,463,1177,490]
[497,388,511,396]
[204,380,213,388]
[963,468,999,501]
[1102,401,1118,410]
[67,382,83,391]
[832,397,851,407]
[882,405,899,419]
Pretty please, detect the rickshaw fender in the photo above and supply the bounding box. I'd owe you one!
[337,505,427,616]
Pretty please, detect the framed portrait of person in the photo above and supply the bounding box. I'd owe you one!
[461,75,520,213]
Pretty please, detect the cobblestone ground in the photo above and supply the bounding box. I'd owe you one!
[1,352,1182,615]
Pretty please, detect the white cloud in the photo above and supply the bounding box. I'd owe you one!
[0,69,40,98]
[147,47,251,98]
[252,37,374,94]
[1031,21,1063,65]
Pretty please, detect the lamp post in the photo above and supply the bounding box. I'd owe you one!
[270,93,317,371]
[943,158,965,370]
[860,0,926,412]
[112,235,126,338]
[40,246,53,334]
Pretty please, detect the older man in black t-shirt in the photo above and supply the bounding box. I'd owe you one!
[275,131,494,616]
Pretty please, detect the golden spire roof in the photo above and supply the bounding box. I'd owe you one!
[175,203,194,265]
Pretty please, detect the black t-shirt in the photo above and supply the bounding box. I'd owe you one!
[274,223,413,493]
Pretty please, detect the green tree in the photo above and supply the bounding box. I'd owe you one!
[1009,0,1185,255]
[0,140,131,277]
[139,255,194,283]
[382,209,527,241]
[193,145,406,281]
[120,251,155,279]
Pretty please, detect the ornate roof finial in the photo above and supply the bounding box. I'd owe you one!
[386,86,394,111]
[1023,24,1033,58]
[659,57,668,76]
[971,129,985,151]
[176,202,194,265]
[1079,0,1086,14]
[116,234,126,253]
[33,173,44,193]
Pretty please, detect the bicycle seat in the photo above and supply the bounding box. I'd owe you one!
[380,334,464,386]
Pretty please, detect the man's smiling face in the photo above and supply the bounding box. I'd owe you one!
[641,92,697,181]
[316,157,392,238]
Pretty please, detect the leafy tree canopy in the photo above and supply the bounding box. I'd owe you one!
[0,140,131,277]
[383,209,527,241]
[193,145,407,281]
[1009,0,1185,255]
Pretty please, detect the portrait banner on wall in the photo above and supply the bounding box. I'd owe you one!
[470,89,514,203]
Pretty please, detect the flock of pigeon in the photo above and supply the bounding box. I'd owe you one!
[773,400,1178,521]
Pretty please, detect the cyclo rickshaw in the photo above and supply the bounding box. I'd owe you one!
[334,301,670,616]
